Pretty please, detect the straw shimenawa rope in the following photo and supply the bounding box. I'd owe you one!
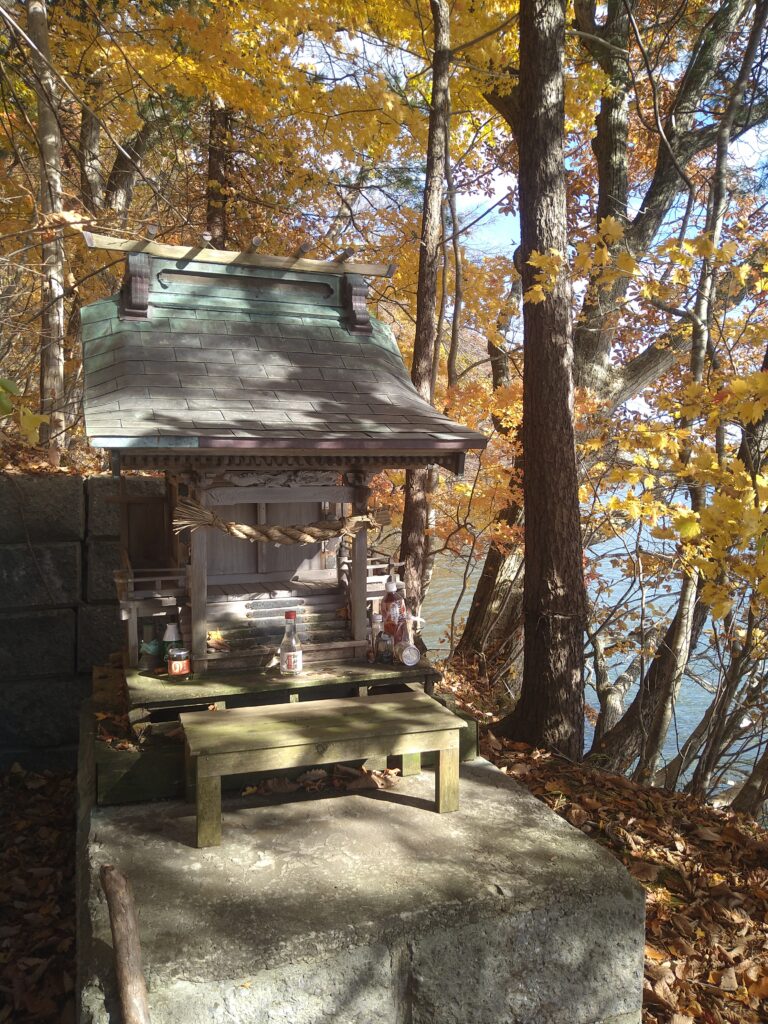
[172,497,390,546]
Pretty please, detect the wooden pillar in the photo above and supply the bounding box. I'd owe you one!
[436,745,460,813]
[347,473,369,642]
[189,482,208,673]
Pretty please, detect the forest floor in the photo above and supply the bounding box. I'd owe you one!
[2,731,767,1023]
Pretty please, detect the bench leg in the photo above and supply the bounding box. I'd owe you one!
[196,772,222,848]
[400,752,421,776]
[436,748,459,813]
[184,739,195,802]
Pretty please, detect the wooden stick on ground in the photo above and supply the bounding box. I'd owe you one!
[99,863,151,1024]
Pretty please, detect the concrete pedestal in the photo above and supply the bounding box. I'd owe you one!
[78,760,644,1024]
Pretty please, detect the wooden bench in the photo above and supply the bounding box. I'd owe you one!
[180,691,466,847]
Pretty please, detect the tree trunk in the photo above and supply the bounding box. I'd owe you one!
[634,570,699,784]
[445,125,463,389]
[731,741,768,817]
[399,0,451,616]
[104,119,164,221]
[491,0,586,760]
[588,624,661,749]
[206,96,231,248]
[79,102,103,212]
[27,0,65,458]
[588,583,709,773]
[454,536,524,659]
[686,630,753,798]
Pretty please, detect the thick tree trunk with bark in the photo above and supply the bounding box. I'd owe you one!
[491,0,586,760]
[731,742,768,816]
[206,96,231,248]
[28,0,65,457]
[400,0,451,616]
[104,118,165,221]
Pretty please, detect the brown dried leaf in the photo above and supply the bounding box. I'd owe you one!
[670,912,696,937]
[629,860,663,882]
[645,945,669,963]
[652,976,679,1010]
[485,731,503,751]
[565,804,589,828]
[719,966,739,992]
[367,769,400,790]
[692,826,723,843]
[747,974,768,1000]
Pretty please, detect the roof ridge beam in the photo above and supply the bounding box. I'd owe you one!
[84,232,394,279]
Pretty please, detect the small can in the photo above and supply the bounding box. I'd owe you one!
[394,642,421,667]
[167,646,191,678]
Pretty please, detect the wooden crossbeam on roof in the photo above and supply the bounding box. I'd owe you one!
[84,231,394,278]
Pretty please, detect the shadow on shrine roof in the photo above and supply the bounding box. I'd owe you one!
[81,238,487,473]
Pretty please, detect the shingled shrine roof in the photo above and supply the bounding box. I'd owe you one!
[81,241,487,472]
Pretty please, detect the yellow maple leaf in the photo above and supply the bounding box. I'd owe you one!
[673,509,700,540]
[599,215,624,245]
[615,251,639,276]
[17,407,49,444]
[691,235,716,258]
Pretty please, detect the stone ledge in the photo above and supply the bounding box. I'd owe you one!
[0,542,81,608]
[0,473,84,543]
[0,675,88,748]
[77,605,124,673]
[0,608,76,678]
[78,759,644,1024]
[84,539,121,603]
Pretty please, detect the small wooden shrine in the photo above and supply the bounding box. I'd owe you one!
[81,233,486,810]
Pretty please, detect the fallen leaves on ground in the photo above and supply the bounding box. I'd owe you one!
[0,764,75,1023]
[439,654,519,721]
[481,733,768,1024]
[241,763,401,798]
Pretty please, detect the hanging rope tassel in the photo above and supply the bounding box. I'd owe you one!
[172,497,390,546]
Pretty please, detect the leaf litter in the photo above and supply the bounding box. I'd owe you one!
[242,763,401,798]
[480,731,768,1024]
[0,763,75,1023]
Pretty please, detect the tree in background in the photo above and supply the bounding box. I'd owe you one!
[482,0,586,758]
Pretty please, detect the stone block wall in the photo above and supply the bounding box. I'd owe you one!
[0,473,164,767]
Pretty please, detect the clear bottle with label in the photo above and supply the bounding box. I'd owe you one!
[376,629,394,664]
[279,610,303,676]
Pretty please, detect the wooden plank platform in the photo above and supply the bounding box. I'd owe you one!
[124,660,441,713]
[181,691,466,847]
[89,661,480,807]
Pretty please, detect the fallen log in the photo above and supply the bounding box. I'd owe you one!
[99,863,151,1024]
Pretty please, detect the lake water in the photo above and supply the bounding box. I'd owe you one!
[420,554,744,783]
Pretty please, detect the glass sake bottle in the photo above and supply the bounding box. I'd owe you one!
[279,610,303,676]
